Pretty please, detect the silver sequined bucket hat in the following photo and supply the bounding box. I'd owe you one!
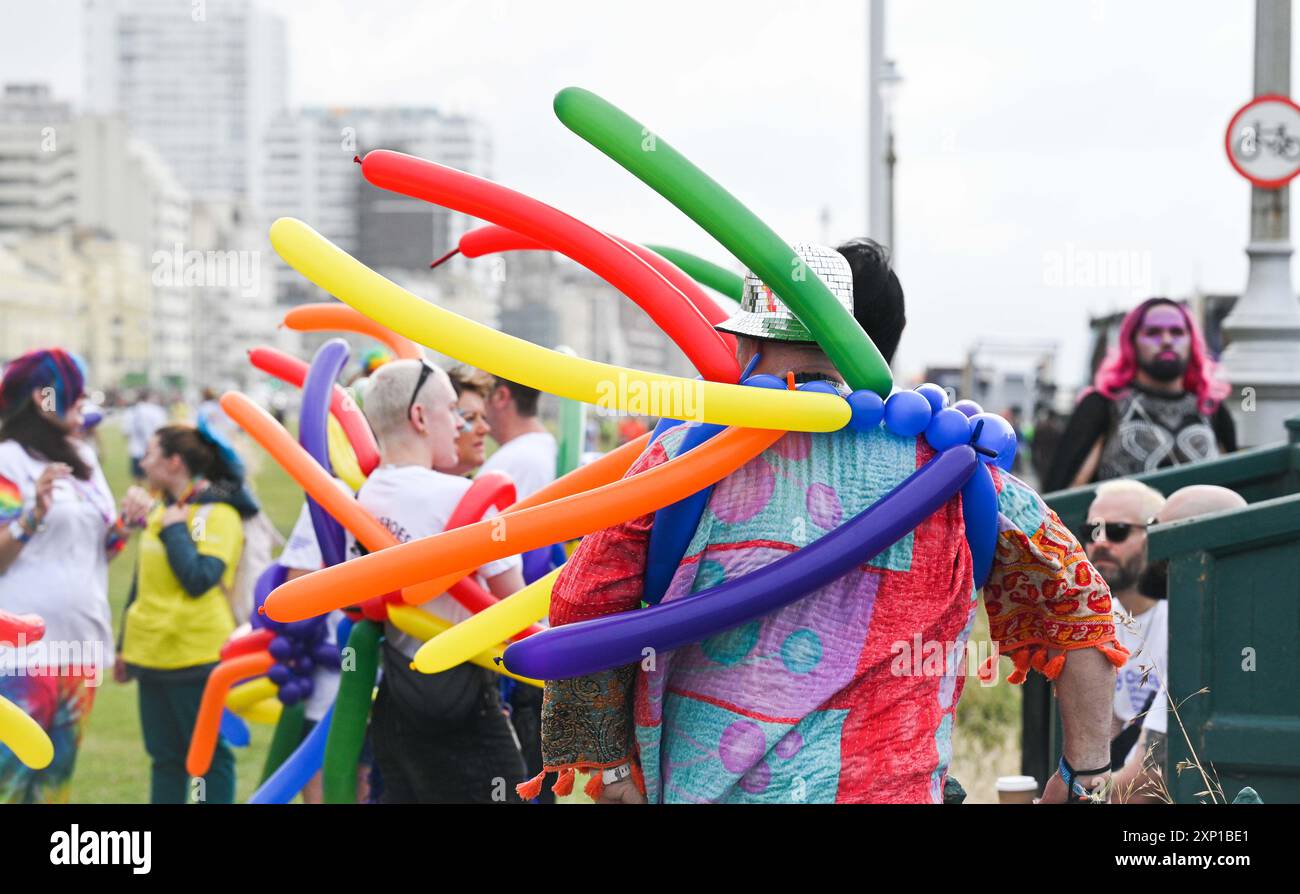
[715,242,854,343]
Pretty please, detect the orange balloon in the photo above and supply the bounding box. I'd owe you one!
[186,650,274,778]
[266,426,783,622]
[282,303,422,361]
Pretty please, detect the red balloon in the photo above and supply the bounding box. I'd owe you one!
[248,346,380,475]
[0,609,43,645]
[360,150,740,383]
[457,224,737,356]
[219,627,275,662]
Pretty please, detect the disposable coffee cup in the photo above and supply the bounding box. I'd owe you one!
[996,775,1038,804]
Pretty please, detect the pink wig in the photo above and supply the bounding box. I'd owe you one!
[1091,298,1231,414]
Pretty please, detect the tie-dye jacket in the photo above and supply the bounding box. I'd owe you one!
[531,424,1127,803]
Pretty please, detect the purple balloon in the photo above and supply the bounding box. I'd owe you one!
[251,563,288,631]
[268,635,293,661]
[883,390,932,438]
[924,408,972,452]
[502,446,978,680]
[952,399,983,418]
[293,655,316,676]
[312,642,341,669]
[300,339,350,569]
[915,383,949,414]
[278,679,302,705]
[846,390,885,433]
[268,663,292,686]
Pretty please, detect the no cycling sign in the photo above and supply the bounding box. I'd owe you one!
[1226,94,1300,188]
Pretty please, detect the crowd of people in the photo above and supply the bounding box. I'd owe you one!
[0,240,1251,804]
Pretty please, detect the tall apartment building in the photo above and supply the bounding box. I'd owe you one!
[0,83,191,383]
[83,0,287,203]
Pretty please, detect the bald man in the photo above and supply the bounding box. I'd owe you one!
[1108,483,1246,803]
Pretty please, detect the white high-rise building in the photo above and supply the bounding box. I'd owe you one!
[0,83,192,384]
[83,0,287,202]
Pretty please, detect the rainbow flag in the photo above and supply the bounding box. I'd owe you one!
[0,477,23,522]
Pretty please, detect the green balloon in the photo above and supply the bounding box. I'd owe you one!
[554,87,893,396]
[322,619,382,803]
[554,345,586,477]
[644,245,744,303]
[259,700,306,786]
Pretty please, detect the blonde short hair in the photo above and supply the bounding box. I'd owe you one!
[1092,479,1166,522]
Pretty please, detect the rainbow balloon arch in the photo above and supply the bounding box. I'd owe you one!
[183,87,1016,804]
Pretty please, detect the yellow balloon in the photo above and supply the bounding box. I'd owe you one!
[386,604,542,689]
[327,414,366,491]
[226,677,278,713]
[269,218,850,433]
[0,693,53,770]
[238,697,283,725]
[413,568,557,674]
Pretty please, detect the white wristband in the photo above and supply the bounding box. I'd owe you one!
[602,763,633,785]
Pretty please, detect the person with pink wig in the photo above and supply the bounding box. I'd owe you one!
[1044,298,1237,492]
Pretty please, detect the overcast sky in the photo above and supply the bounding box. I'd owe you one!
[0,0,1279,388]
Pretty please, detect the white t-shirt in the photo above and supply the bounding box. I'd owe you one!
[1113,599,1168,758]
[480,431,557,501]
[348,465,520,660]
[0,440,115,672]
[125,402,168,459]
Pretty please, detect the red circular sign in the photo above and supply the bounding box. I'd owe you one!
[1225,94,1300,189]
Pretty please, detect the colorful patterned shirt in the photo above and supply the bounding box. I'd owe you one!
[538,424,1124,803]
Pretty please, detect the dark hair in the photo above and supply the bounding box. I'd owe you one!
[156,424,237,482]
[493,377,541,417]
[448,365,494,401]
[0,401,92,480]
[835,237,906,364]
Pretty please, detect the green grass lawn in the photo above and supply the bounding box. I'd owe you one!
[67,415,1020,803]
[71,418,302,803]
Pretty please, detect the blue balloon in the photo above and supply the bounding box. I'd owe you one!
[268,662,292,686]
[644,421,725,604]
[924,407,972,452]
[846,389,885,433]
[971,413,1017,467]
[219,709,251,748]
[883,390,933,438]
[741,373,786,390]
[648,416,684,444]
[952,399,983,418]
[279,679,302,705]
[268,635,293,661]
[962,463,999,588]
[796,380,840,395]
[247,704,333,804]
[294,655,316,676]
[915,383,949,414]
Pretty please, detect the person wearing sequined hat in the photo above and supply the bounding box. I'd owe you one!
[529,239,1125,805]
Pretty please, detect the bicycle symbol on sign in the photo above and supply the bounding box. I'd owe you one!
[1239,120,1300,160]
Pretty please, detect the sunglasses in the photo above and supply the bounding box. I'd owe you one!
[406,360,435,420]
[1086,519,1156,544]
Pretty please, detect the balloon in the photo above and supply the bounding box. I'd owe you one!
[227,677,278,713]
[970,413,1017,467]
[741,373,786,390]
[358,153,737,384]
[323,618,378,803]
[326,414,367,492]
[268,636,293,662]
[554,345,587,478]
[962,463,999,589]
[551,87,892,397]
[504,445,978,680]
[0,609,44,645]
[237,697,282,726]
[186,650,275,778]
[386,605,541,687]
[915,383,949,414]
[952,399,983,418]
[219,709,251,748]
[883,390,933,437]
[247,346,380,476]
[459,226,737,358]
[260,701,307,784]
[0,693,53,770]
[267,663,292,686]
[643,245,744,302]
[643,421,724,603]
[219,391,499,616]
[846,389,885,433]
[220,628,275,661]
[265,423,785,622]
[300,339,351,569]
[268,218,848,432]
[411,568,559,674]
[924,407,973,453]
[248,703,332,804]
[281,303,422,361]
[797,380,840,395]
[251,563,288,631]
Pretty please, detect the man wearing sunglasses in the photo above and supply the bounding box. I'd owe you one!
[1083,479,1167,803]
[349,358,527,803]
